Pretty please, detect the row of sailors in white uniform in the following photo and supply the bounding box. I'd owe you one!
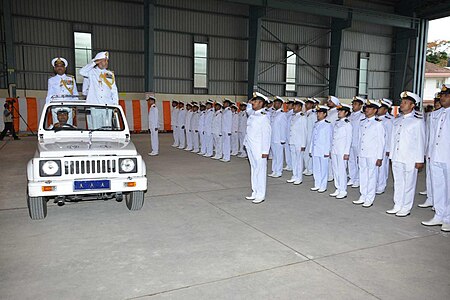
[171,99,248,162]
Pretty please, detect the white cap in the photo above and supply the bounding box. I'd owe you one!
[337,103,352,110]
[293,98,305,105]
[316,105,330,112]
[192,102,199,108]
[352,96,366,104]
[92,51,109,62]
[328,95,340,106]
[223,98,233,104]
[274,96,285,103]
[380,98,393,108]
[400,91,421,103]
[366,99,382,108]
[312,98,321,104]
[215,101,223,107]
[251,92,268,102]
[52,57,68,67]
[240,101,247,105]
[206,99,214,104]
[146,95,156,101]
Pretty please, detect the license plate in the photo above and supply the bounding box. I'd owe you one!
[74,180,111,191]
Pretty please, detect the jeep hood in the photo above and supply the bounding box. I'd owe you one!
[37,140,137,158]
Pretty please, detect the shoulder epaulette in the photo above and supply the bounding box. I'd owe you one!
[385,116,391,119]
[261,111,266,115]
[414,114,423,119]
[361,118,366,121]
[344,119,349,123]
[325,120,330,123]
[375,118,382,122]
[300,112,304,116]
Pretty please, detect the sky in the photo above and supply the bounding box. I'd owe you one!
[427,16,450,42]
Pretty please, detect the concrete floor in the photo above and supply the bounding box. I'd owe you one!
[0,134,449,300]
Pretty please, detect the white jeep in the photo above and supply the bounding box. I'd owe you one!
[27,97,147,220]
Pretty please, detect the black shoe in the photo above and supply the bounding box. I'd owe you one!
[14,137,20,140]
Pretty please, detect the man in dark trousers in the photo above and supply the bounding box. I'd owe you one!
[0,102,20,141]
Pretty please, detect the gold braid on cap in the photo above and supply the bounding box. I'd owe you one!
[442,84,448,92]
[401,91,408,98]
[55,58,65,66]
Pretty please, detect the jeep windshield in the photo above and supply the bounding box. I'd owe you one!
[44,105,125,131]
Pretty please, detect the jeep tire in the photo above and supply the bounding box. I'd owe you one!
[125,191,144,211]
[27,195,47,220]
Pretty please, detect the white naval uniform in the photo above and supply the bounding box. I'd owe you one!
[177,108,186,148]
[331,118,352,195]
[326,107,339,180]
[204,108,214,156]
[79,62,119,129]
[303,109,316,174]
[148,103,159,154]
[309,119,333,190]
[198,110,206,154]
[191,111,200,152]
[271,108,288,176]
[171,107,179,146]
[244,107,271,200]
[238,110,248,157]
[289,112,308,182]
[376,113,393,194]
[212,110,223,158]
[427,107,450,224]
[231,111,239,155]
[46,74,79,123]
[185,110,193,150]
[358,116,386,205]
[222,107,233,161]
[348,110,364,185]
[284,109,295,170]
[422,110,438,206]
[389,112,425,213]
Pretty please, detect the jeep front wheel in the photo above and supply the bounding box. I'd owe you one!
[27,196,47,220]
[125,191,144,211]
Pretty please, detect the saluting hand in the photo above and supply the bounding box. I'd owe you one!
[376,159,383,167]
[415,162,424,170]
[343,154,349,160]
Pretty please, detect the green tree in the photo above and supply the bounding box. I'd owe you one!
[427,40,450,67]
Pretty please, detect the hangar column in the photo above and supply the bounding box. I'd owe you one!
[144,0,155,95]
[247,6,265,99]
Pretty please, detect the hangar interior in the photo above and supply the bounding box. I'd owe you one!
[1,0,450,299]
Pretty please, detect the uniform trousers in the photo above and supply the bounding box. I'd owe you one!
[178,128,186,148]
[172,126,179,146]
[149,128,159,154]
[359,157,379,203]
[376,154,390,193]
[231,132,239,155]
[204,132,214,156]
[199,131,205,153]
[430,161,450,223]
[192,131,199,152]
[247,147,268,199]
[222,133,231,160]
[289,145,303,182]
[348,146,360,184]
[213,134,222,158]
[331,154,348,194]
[284,143,292,169]
[391,161,418,212]
[185,129,193,150]
[424,160,434,205]
[312,156,328,190]
[271,143,284,175]
[238,132,247,156]
[303,142,312,173]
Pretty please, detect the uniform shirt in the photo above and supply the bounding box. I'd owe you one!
[222,107,232,134]
[198,110,206,133]
[177,108,186,128]
[309,119,332,156]
[82,77,90,96]
[378,113,393,154]
[427,106,450,164]
[266,107,275,121]
[285,109,295,143]
[148,104,159,130]
[326,107,339,124]
[79,62,119,105]
[231,111,239,133]
[185,110,193,131]
[271,108,288,144]
[389,111,425,165]
[305,109,316,145]
[46,74,79,104]
[331,118,352,155]
[204,108,214,134]
[212,110,222,135]
[190,111,200,132]
[349,110,364,151]
[359,116,385,160]
[244,109,271,156]
[289,112,307,148]
[238,111,248,133]
[171,107,179,127]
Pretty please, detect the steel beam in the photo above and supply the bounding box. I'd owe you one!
[247,6,265,98]
[2,0,16,97]
[144,0,155,93]
[392,28,417,102]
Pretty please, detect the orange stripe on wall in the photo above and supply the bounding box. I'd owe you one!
[132,100,141,132]
[119,100,126,115]
[163,100,171,131]
[26,97,38,132]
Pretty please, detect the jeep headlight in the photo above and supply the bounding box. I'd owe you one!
[119,158,137,173]
[39,160,61,177]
